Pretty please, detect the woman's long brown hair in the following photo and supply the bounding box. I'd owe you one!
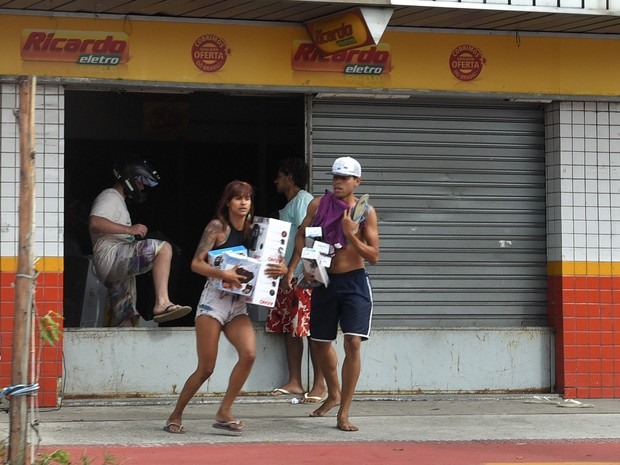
[214,180,255,236]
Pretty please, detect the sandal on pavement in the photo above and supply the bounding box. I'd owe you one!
[163,422,186,434]
[300,392,328,404]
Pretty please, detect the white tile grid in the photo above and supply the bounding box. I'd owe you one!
[35,85,64,260]
[597,125,610,139]
[598,218,611,232]
[585,111,597,125]
[610,110,620,126]
[546,163,561,182]
[1,83,64,260]
[586,246,600,262]
[584,101,598,112]
[576,207,590,226]
[547,194,559,213]
[561,248,575,261]
[600,234,612,248]
[611,139,620,153]
[585,165,598,179]
[576,104,617,262]
[0,85,18,257]
[544,105,562,261]
[612,242,620,261]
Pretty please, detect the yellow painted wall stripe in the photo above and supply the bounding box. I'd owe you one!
[0,257,64,272]
[2,258,620,276]
[547,261,620,276]
[1,258,620,276]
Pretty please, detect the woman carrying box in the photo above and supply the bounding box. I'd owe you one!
[164,180,256,434]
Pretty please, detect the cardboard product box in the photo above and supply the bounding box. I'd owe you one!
[301,247,330,287]
[244,262,281,307]
[207,245,248,267]
[309,239,335,257]
[214,251,261,297]
[305,226,323,247]
[244,216,293,308]
[248,216,292,261]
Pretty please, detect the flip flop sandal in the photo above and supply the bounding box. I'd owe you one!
[163,422,186,434]
[300,392,328,404]
[350,194,369,223]
[557,399,594,408]
[270,388,303,397]
[212,419,245,433]
[153,304,192,323]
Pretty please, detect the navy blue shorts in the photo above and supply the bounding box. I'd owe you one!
[310,268,373,342]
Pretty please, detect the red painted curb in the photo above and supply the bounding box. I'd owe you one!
[39,440,620,465]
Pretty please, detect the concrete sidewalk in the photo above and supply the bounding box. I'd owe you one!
[6,394,620,446]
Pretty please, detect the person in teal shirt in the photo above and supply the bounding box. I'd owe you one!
[265,158,329,404]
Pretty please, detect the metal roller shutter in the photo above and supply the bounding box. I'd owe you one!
[308,97,546,328]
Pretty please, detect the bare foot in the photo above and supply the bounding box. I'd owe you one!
[309,397,340,417]
[337,421,359,432]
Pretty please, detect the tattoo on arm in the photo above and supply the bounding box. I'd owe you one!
[195,220,224,259]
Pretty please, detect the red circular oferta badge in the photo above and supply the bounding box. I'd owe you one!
[192,34,229,72]
[449,44,485,81]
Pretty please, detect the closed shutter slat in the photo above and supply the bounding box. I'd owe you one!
[309,97,546,328]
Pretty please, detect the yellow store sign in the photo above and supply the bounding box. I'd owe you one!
[1,12,620,97]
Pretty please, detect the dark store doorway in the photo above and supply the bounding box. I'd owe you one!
[63,89,305,327]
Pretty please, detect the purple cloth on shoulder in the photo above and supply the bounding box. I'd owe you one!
[313,190,349,249]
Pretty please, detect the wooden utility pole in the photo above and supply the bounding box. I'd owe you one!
[9,76,37,465]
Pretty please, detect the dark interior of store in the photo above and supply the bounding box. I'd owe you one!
[63,90,305,327]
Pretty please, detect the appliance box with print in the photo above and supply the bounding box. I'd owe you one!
[305,226,323,247]
[248,216,292,261]
[308,239,334,258]
[214,251,261,297]
[207,245,248,267]
[301,247,330,287]
[245,216,292,307]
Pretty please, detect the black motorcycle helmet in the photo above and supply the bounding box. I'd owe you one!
[113,159,160,204]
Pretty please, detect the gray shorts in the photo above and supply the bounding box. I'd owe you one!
[104,238,164,283]
[102,238,165,326]
[196,280,248,325]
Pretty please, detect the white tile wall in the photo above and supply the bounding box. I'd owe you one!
[0,83,64,263]
[545,101,619,264]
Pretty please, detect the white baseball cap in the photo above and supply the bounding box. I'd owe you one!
[330,156,362,177]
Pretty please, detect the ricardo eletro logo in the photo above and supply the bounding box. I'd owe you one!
[21,29,129,65]
[291,40,392,75]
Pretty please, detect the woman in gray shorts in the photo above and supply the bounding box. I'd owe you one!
[165,180,256,434]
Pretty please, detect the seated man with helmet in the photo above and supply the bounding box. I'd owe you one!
[88,159,191,327]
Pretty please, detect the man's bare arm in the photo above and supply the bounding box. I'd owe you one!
[343,205,380,265]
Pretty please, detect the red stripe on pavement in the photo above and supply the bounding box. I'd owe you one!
[40,441,620,465]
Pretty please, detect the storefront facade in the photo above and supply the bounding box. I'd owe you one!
[0,9,618,405]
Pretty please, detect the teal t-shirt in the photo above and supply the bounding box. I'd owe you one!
[279,189,313,278]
